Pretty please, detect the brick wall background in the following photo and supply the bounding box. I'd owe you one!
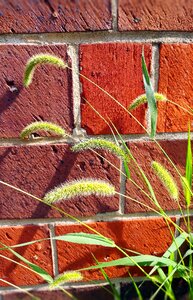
[0,0,193,298]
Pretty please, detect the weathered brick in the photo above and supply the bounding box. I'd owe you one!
[0,144,119,219]
[3,286,114,300]
[119,0,193,31]
[0,0,112,33]
[0,45,73,138]
[80,43,152,135]
[56,218,175,280]
[0,225,52,286]
[125,140,188,214]
[158,44,193,133]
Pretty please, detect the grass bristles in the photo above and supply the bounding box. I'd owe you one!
[129,93,167,111]
[43,179,116,204]
[24,53,67,87]
[152,161,179,200]
[49,271,83,289]
[71,138,129,163]
[20,121,66,139]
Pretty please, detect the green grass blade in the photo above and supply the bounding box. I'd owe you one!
[142,52,157,138]
[1,243,53,283]
[128,271,143,300]
[54,233,115,247]
[185,124,192,207]
[79,255,178,271]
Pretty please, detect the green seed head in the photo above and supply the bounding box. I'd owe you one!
[72,138,129,163]
[152,161,179,200]
[20,121,66,139]
[49,271,83,289]
[129,93,167,111]
[43,179,116,204]
[24,53,67,87]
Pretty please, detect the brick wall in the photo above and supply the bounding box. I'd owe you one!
[0,0,193,298]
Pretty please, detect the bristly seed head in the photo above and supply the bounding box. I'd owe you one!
[49,271,83,289]
[152,161,179,200]
[129,93,167,111]
[19,121,66,139]
[43,179,116,204]
[24,53,67,87]
[71,138,129,163]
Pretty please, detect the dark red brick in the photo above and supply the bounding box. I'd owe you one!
[0,0,112,33]
[125,140,189,214]
[56,218,175,280]
[0,225,52,286]
[0,45,73,138]
[0,144,119,219]
[119,0,193,31]
[3,286,114,300]
[158,44,193,133]
[80,43,152,135]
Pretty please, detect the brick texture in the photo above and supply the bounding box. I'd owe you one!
[3,286,114,300]
[0,45,73,138]
[158,44,193,133]
[56,218,175,280]
[119,0,193,31]
[80,43,152,135]
[0,225,52,286]
[125,140,189,214]
[0,0,112,34]
[0,144,120,219]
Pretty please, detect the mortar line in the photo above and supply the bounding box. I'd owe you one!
[49,224,59,277]
[111,0,118,31]
[0,210,191,227]
[67,45,86,137]
[0,276,149,292]
[119,162,126,214]
[0,131,191,147]
[2,31,193,45]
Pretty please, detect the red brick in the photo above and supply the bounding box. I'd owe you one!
[0,144,119,219]
[56,218,175,280]
[119,0,193,31]
[0,45,73,138]
[0,225,52,286]
[3,286,113,300]
[0,0,112,33]
[80,43,152,135]
[158,44,193,133]
[125,140,188,214]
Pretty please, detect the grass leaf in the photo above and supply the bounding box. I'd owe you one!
[54,233,115,247]
[185,123,192,207]
[1,243,53,283]
[142,52,157,138]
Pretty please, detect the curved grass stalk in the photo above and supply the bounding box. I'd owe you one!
[20,121,66,139]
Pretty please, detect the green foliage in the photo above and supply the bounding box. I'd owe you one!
[43,179,115,204]
[20,121,66,139]
[24,53,67,87]
[152,161,179,200]
[142,52,157,138]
